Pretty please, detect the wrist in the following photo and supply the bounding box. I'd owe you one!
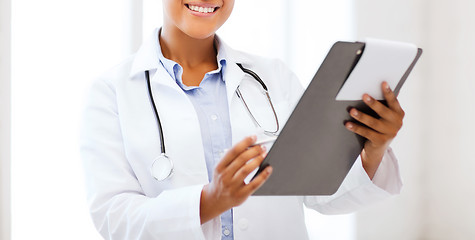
[361,148,385,179]
[200,184,225,224]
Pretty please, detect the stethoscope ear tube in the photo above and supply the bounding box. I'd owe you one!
[235,64,280,135]
[236,63,268,91]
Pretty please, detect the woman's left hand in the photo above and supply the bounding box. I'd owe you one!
[345,81,405,179]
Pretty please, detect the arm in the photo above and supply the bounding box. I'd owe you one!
[304,148,402,214]
[81,79,206,240]
[304,82,404,214]
[81,78,272,238]
[278,64,403,214]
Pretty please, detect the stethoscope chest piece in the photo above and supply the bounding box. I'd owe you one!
[151,154,174,181]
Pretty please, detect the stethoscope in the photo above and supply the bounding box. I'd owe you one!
[145,63,279,181]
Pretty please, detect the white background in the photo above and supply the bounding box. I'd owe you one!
[354,0,475,239]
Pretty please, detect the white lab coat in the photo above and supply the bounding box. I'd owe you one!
[80,29,403,240]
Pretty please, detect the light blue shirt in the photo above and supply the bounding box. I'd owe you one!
[156,39,235,240]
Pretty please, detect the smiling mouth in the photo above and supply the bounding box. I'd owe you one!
[185,4,219,13]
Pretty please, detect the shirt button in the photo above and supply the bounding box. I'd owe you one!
[223,227,231,236]
[238,218,249,230]
[211,114,218,121]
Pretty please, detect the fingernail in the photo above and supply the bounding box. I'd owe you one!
[346,122,354,129]
[262,152,267,158]
[384,83,391,92]
[219,149,227,159]
[251,135,257,142]
[261,145,266,152]
[266,167,273,174]
[365,95,372,103]
[351,109,358,117]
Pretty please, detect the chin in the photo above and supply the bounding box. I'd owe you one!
[183,25,220,40]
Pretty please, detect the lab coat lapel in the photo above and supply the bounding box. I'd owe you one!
[148,64,209,185]
[223,46,259,144]
[153,62,185,91]
[224,60,246,110]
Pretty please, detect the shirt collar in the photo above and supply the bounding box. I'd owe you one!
[129,28,253,81]
[129,28,162,78]
[215,37,227,68]
[130,28,230,79]
[157,32,228,82]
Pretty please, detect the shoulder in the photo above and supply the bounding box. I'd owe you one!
[228,46,299,85]
[225,44,304,106]
[82,55,136,110]
[219,37,291,75]
[227,47,290,74]
[96,55,135,87]
[227,48,298,94]
[86,55,136,97]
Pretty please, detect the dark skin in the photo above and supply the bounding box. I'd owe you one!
[160,26,218,86]
[200,137,270,223]
[346,82,405,179]
[160,0,405,225]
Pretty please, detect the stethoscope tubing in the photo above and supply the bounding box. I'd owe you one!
[236,63,268,91]
[145,70,166,154]
[145,63,279,181]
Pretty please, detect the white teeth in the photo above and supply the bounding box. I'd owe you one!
[188,4,215,13]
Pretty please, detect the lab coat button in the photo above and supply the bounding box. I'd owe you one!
[223,228,231,236]
[238,218,249,230]
[211,114,218,121]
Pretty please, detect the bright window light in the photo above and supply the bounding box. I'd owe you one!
[11,0,131,239]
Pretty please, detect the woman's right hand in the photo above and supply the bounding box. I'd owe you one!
[200,135,273,224]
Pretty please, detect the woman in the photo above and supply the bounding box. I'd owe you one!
[81,0,404,239]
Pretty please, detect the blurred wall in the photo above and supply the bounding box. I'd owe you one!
[0,0,11,239]
[354,0,475,239]
[10,1,142,239]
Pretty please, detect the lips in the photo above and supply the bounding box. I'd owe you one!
[185,3,220,14]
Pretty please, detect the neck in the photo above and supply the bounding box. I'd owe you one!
[159,26,217,69]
